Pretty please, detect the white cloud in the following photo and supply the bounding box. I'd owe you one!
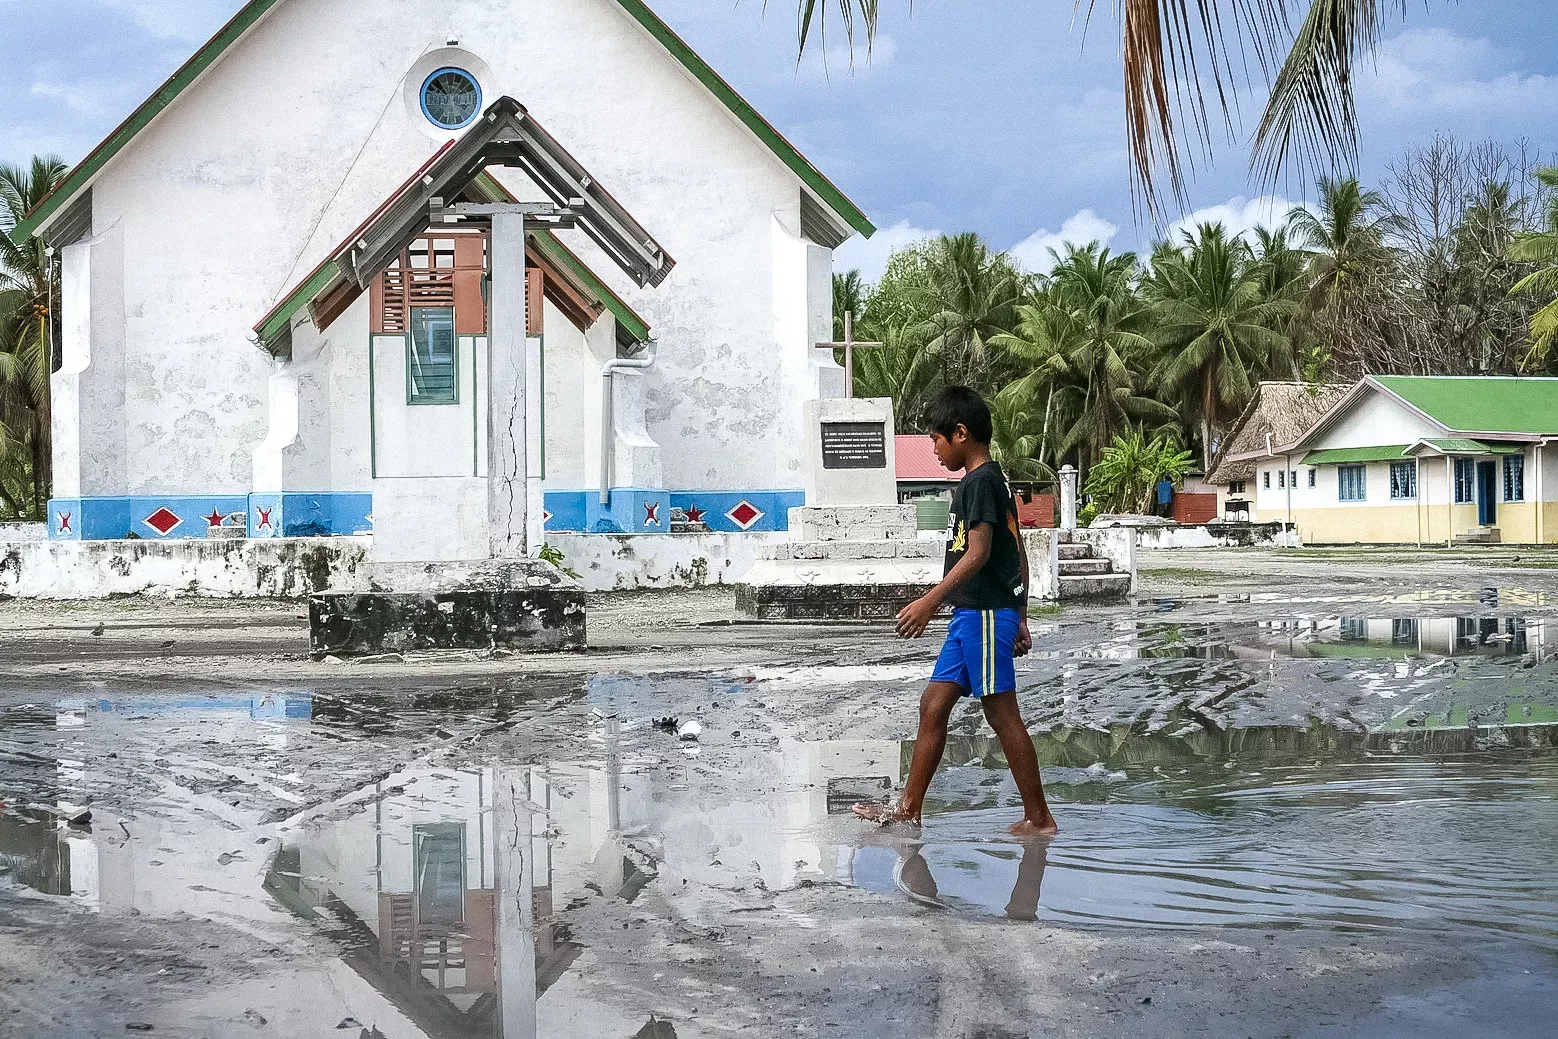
[834,218,939,283]
[1166,195,1309,246]
[1361,28,1558,122]
[1007,209,1119,273]
[30,79,110,117]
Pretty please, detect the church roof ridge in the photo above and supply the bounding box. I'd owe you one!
[12,0,874,244]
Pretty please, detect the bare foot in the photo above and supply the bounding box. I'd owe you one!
[852,802,920,826]
[1009,817,1058,837]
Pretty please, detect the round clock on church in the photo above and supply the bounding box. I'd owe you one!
[420,67,481,129]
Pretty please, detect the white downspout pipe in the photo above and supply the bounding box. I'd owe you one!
[599,340,657,505]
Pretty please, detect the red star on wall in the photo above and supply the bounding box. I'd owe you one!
[684,504,707,523]
[644,502,660,526]
[57,511,72,534]
[255,507,274,531]
[204,508,226,528]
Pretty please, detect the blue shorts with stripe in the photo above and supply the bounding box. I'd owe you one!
[930,607,1021,698]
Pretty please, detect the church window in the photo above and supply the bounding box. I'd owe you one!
[420,68,481,130]
[408,307,458,404]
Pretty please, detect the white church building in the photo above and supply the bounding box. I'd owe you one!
[21,0,872,552]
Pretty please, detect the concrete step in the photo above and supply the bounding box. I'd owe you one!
[1057,573,1131,601]
[1058,558,1112,576]
[1454,527,1502,546]
[1053,530,1074,545]
[1057,543,1094,560]
[761,538,941,561]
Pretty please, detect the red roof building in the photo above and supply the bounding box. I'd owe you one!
[895,435,963,483]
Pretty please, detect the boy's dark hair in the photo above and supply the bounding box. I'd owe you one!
[924,386,993,444]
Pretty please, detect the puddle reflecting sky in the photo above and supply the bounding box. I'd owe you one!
[1045,614,1555,661]
[5,665,1558,1034]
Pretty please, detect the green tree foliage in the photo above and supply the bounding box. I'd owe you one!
[829,147,1558,512]
[0,155,68,519]
[1146,223,1296,467]
[998,244,1178,472]
[1082,431,1195,516]
[1510,167,1558,370]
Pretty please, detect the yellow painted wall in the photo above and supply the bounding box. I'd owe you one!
[1497,502,1538,544]
[1291,506,1424,544]
[1291,501,1558,544]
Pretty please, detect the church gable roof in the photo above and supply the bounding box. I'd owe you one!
[255,101,660,353]
[13,0,874,245]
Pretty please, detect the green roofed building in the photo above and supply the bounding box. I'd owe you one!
[1248,376,1558,545]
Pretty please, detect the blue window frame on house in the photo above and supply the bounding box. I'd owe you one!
[420,68,482,130]
[1454,458,1476,503]
[407,307,458,404]
[1263,471,1271,489]
[1389,460,1417,499]
[1503,453,1525,502]
[1307,468,1316,488]
[1338,464,1366,502]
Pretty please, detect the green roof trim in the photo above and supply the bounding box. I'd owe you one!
[1303,445,1411,465]
[13,0,282,243]
[16,0,873,246]
[1414,438,1525,455]
[1374,375,1558,436]
[609,0,874,238]
[530,229,652,343]
[256,260,339,345]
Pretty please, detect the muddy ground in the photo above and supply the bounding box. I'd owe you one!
[3,546,1558,1038]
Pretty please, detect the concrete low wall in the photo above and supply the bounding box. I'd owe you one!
[547,531,787,592]
[1132,521,1294,549]
[0,537,372,599]
[0,523,46,542]
[1,531,788,598]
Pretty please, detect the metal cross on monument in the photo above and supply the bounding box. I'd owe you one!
[816,311,884,398]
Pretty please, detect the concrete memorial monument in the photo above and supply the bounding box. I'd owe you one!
[737,397,941,619]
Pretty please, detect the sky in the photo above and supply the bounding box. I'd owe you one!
[4,0,1558,280]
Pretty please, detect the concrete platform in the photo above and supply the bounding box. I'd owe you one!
[309,559,585,656]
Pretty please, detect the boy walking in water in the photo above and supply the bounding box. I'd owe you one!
[855,386,1058,836]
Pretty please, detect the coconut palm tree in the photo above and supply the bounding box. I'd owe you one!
[908,233,1025,396]
[792,2,1411,210]
[988,372,1056,483]
[850,319,940,431]
[832,269,868,340]
[1285,176,1395,312]
[994,243,1177,473]
[0,155,68,514]
[1147,222,1297,467]
[1509,166,1558,370]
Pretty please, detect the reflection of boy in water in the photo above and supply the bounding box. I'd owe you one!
[894,840,1049,921]
[854,386,1058,837]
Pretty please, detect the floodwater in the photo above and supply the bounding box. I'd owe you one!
[5,615,1558,1035]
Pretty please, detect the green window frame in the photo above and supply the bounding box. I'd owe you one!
[407,307,458,405]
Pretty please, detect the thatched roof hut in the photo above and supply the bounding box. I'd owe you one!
[1207,382,1350,485]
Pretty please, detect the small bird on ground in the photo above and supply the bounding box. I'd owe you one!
[90,623,104,637]
[160,639,175,648]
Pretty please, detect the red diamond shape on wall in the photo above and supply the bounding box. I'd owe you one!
[144,507,183,536]
[726,500,764,530]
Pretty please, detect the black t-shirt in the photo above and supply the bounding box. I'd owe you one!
[944,460,1026,610]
